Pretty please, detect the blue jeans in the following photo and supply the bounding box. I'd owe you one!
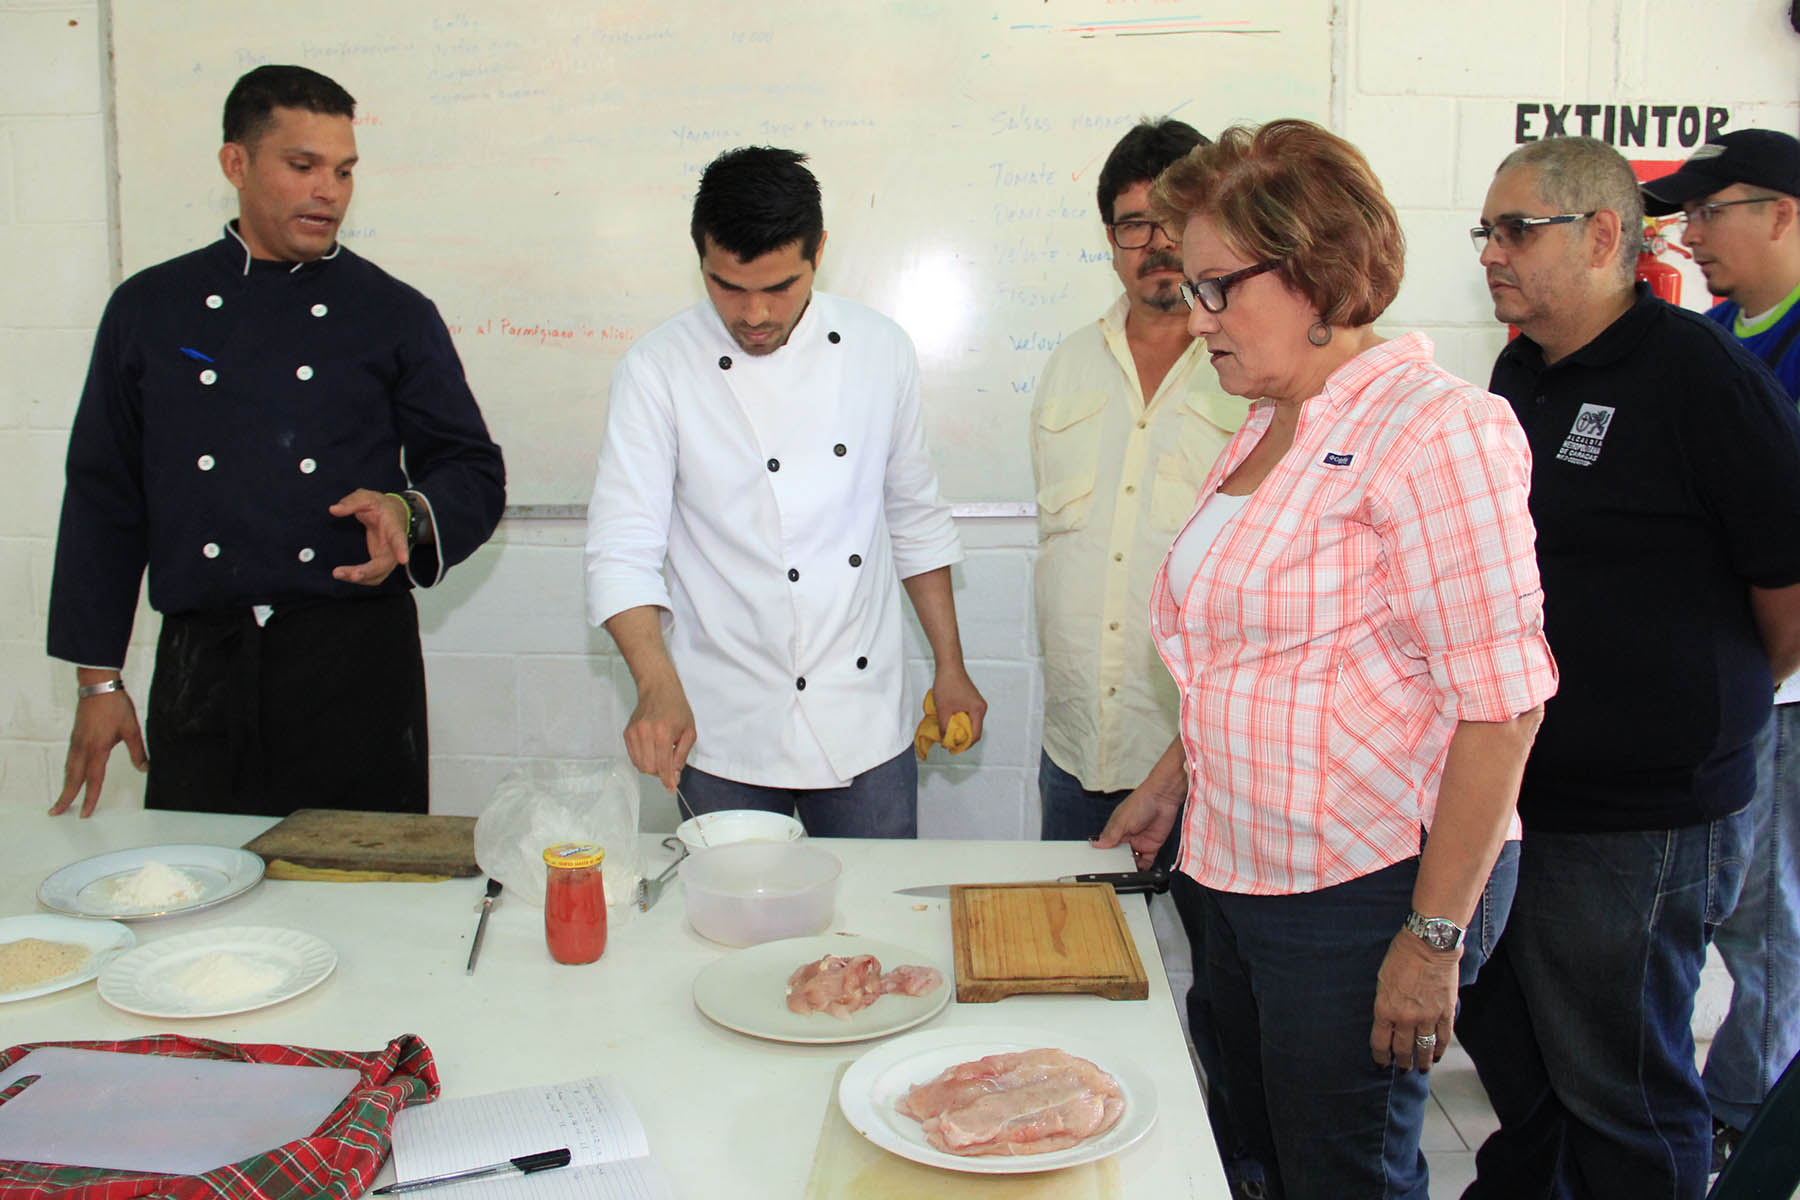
[677,747,917,838]
[1458,812,1752,1200]
[1200,844,1518,1200]
[1036,751,1249,1174]
[1705,706,1800,1130]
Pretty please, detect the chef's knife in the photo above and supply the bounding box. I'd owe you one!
[465,878,502,974]
[895,866,1169,898]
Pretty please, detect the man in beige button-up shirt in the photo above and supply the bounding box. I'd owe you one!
[1032,119,1246,838]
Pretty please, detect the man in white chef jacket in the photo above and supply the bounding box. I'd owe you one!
[585,147,985,836]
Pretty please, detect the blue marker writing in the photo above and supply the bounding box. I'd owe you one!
[179,347,214,362]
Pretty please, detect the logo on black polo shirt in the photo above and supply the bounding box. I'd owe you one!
[1556,403,1614,466]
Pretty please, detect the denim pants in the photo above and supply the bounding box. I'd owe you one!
[677,747,917,838]
[1036,751,1248,1172]
[1458,811,1752,1200]
[1705,705,1800,1130]
[1199,844,1518,1200]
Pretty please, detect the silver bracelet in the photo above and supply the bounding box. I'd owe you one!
[77,679,125,699]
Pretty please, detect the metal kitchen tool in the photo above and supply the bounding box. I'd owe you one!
[895,866,1169,899]
[635,836,688,912]
[465,878,502,974]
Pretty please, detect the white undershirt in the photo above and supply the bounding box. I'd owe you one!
[1166,490,1252,600]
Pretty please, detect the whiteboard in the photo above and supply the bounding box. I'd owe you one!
[111,2,1330,505]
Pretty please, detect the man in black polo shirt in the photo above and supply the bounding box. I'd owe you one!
[1457,135,1800,1200]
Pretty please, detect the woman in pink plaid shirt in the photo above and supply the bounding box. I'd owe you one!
[1097,121,1558,1200]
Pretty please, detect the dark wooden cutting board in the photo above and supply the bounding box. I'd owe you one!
[949,882,1148,1003]
[242,809,480,878]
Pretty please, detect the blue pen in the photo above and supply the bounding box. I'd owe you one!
[179,347,214,362]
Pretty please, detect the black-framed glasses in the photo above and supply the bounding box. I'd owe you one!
[1681,196,1779,226]
[1179,260,1281,314]
[1107,219,1171,249]
[1469,212,1596,252]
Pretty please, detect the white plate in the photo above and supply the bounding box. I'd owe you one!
[97,926,335,1019]
[0,915,136,1003]
[838,1025,1158,1174]
[693,934,950,1044]
[38,844,265,921]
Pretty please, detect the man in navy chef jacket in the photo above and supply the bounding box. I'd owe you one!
[47,65,505,818]
[585,147,984,836]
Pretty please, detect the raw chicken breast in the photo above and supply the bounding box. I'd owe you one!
[896,1048,1125,1156]
[785,954,884,1018]
[786,954,944,1019]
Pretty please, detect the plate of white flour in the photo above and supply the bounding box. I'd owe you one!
[38,844,265,920]
[98,926,335,1018]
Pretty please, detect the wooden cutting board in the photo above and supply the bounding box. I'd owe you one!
[949,883,1147,1003]
[242,809,480,879]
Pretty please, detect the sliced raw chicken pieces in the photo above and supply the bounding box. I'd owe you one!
[785,953,944,1019]
[895,1048,1126,1156]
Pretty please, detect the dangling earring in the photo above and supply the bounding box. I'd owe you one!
[1307,321,1332,347]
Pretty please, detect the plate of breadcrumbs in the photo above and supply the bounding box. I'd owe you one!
[0,914,135,1003]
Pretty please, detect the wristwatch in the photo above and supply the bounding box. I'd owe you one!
[1403,910,1466,952]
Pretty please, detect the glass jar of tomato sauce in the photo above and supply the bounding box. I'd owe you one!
[542,842,607,964]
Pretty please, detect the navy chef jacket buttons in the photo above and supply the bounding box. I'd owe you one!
[848,554,862,567]
[296,365,314,381]
[787,568,799,582]
[767,458,780,472]
[796,677,806,691]
[719,355,732,370]
[828,331,841,344]
[834,443,846,456]
[856,656,868,670]
[205,294,223,309]
[311,303,328,317]
[202,542,220,559]
[199,369,217,386]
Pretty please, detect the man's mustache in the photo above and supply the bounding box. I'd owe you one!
[1139,252,1183,276]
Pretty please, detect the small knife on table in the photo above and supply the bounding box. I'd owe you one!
[895,866,1170,898]
[465,878,503,974]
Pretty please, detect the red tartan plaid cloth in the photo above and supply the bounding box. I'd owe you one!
[0,1034,438,1200]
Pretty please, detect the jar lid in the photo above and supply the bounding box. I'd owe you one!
[543,842,605,869]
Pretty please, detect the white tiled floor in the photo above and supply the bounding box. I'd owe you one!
[1422,1046,1493,1197]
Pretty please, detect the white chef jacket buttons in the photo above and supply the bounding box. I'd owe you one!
[767,458,780,472]
[856,656,868,670]
[718,356,732,370]
[299,458,317,474]
[311,303,328,317]
[828,331,841,344]
[787,568,799,582]
[197,454,215,471]
[298,547,316,563]
[202,542,221,559]
[833,443,847,456]
[296,365,314,381]
[199,369,218,386]
[795,677,806,690]
[205,294,223,309]
[848,554,862,567]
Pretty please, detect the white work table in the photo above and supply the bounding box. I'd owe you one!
[3,809,1227,1197]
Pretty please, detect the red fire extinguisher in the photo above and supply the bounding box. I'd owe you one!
[1637,219,1686,305]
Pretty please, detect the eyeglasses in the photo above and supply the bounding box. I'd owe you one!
[1179,260,1282,314]
[1681,196,1779,226]
[1108,219,1171,250]
[1468,212,1596,252]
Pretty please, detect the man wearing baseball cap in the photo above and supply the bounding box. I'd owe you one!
[1645,128,1800,1170]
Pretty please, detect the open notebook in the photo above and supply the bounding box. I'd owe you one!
[390,1076,670,1199]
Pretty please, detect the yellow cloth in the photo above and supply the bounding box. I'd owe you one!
[914,690,974,759]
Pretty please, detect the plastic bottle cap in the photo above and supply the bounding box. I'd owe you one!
[543,842,605,869]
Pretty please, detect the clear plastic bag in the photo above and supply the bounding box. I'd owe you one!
[473,759,641,915]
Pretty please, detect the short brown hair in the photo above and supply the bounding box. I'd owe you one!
[1150,119,1404,327]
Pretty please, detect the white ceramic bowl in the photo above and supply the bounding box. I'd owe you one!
[675,809,806,854]
[678,841,840,947]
